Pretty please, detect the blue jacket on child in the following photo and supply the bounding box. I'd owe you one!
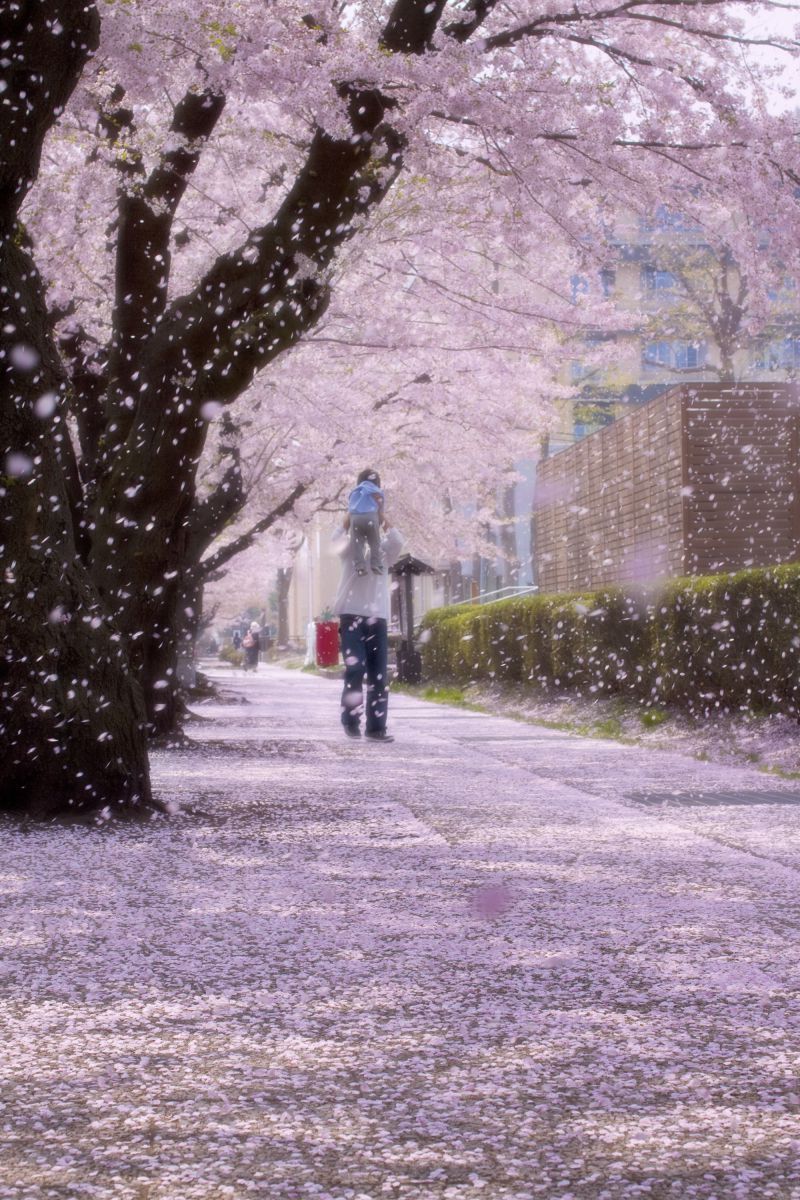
[348,480,384,514]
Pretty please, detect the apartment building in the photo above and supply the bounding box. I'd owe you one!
[486,206,800,593]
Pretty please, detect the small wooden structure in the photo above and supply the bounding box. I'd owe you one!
[390,554,435,682]
[534,383,800,592]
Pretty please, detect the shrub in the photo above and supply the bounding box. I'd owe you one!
[218,644,244,668]
[420,564,800,715]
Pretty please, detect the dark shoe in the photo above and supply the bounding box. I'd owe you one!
[343,724,361,738]
[365,730,394,742]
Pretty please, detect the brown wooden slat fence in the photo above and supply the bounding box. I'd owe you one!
[534,383,799,592]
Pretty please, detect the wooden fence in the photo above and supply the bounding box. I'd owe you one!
[534,383,800,592]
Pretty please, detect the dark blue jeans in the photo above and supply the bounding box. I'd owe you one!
[339,615,388,733]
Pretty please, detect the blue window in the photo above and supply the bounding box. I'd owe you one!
[643,341,672,367]
[570,273,590,303]
[643,341,706,370]
[599,267,616,297]
[571,270,615,301]
[642,265,676,292]
[754,337,800,370]
[674,341,706,369]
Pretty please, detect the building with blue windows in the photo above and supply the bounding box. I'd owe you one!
[455,205,800,601]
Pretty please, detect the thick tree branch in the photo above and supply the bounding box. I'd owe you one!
[196,482,308,579]
[149,0,510,408]
[58,324,108,475]
[444,0,503,43]
[155,84,403,406]
[0,0,100,232]
[187,453,246,559]
[104,87,226,455]
[382,0,447,51]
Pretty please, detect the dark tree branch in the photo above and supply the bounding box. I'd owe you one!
[148,0,511,408]
[187,452,246,559]
[112,86,226,338]
[196,482,308,579]
[444,0,502,43]
[103,87,226,459]
[0,0,100,231]
[382,0,447,51]
[156,83,404,405]
[58,324,108,476]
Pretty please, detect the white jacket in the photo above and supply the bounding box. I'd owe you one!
[331,526,405,620]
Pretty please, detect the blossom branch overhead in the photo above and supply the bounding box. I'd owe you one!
[12,0,800,732]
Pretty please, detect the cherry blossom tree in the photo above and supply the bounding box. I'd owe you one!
[4,0,799,809]
[195,215,574,574]
[634,237,798,383]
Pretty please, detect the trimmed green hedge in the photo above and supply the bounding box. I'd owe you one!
[420,564,800,715]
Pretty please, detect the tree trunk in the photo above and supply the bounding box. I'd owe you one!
[113,561,189,739]
[132,574,203,741]
[141,615,183,740]
[0,0,152,817]
[276,567,293,647]
[88,414,201,732]
[0,245,152,817]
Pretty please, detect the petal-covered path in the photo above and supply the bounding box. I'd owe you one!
[3,665,800,1200]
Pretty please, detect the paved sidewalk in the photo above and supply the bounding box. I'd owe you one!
[2,664,800,1200]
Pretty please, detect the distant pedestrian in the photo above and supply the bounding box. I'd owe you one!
[242,622,260,671]
[332,509,404,741]
[345,468,385,576]
[232,629,242,652]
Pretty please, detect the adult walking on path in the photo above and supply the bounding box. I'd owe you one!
[242,621,261,671]
[331,503,404,741]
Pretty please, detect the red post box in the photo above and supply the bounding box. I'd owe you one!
[315,619,340,667]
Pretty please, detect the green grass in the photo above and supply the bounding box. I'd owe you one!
[393,682,484,711]
[758,764,800,780]
[398,682,642,745]
[421,685,471,706]
[217,645,244,668]
[593,715,624,739]
[640,707,669,730]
